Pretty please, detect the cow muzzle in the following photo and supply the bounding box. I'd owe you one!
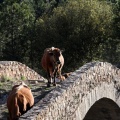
[56,61,61,64]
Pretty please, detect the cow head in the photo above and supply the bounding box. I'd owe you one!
[49,47,64,65]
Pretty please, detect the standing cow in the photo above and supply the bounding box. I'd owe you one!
[41,47,65,87]
[7,82,34,120]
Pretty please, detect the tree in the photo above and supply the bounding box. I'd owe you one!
[102,0,120,66]
[0,0,118,74]
[0,0,35,63]
[36,0,114,71]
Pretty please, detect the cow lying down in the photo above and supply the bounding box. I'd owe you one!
[7,82,34,120]
[56,72,72,83]
[41,47,65,87]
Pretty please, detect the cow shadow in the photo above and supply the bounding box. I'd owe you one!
[0,89,9,105]
[32,85,55,104]
[0,88,9,120]
[0,111,8,120]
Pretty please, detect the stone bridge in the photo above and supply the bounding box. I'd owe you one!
[0,61,120,120]
[0,61,45,82]
[19,62,120,120]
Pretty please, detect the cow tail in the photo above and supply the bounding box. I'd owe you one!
[22,95,27,111]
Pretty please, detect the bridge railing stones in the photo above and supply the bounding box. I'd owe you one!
[0,61,46,82]
[19,62,120,120]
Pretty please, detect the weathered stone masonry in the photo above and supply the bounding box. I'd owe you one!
[18,62,120,120]
[0,61,45,81]
[0,61,120,120]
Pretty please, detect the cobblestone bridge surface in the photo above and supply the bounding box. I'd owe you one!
[0,61,120,120]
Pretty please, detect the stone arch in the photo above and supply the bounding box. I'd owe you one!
[19,62,120,120]
[83,98,120,120]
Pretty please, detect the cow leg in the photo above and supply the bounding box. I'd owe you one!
[58,69,62,80]
[11,104,21,120]
[47,78,52,87]
[53,77,56,86]
[53,70,57,86]
[47,71,52,87]
[57,65,63,81]
[8,111,12,120]
[23,96,27,112]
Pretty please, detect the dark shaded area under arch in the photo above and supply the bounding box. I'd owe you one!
[84,98,120,120]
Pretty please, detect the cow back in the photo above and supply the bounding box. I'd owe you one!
[7,84,34,120]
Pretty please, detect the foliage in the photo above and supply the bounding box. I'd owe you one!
[0,0,119,76]
[1,75,12,82]
[0,0,35,62]
[21,76,26,81]
[36,0,114,71]
[102,0,120,65]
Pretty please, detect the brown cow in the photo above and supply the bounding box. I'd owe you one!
[62,72,72,79]
[7,82,34,120]
[56,72,72,83]
[41,47,64,87]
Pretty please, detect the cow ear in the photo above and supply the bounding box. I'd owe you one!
[49,52,54,56]
[61,48,65,53]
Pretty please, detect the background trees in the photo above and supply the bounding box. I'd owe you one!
[36,0,114,71]
[0,0,35,62]
[102,0,120,66]
[0,0,119,75]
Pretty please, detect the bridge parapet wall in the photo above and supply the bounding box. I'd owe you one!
[20,62,120,120]
[0,61,45,81]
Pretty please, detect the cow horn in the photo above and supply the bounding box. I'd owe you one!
[51,47,55,51]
